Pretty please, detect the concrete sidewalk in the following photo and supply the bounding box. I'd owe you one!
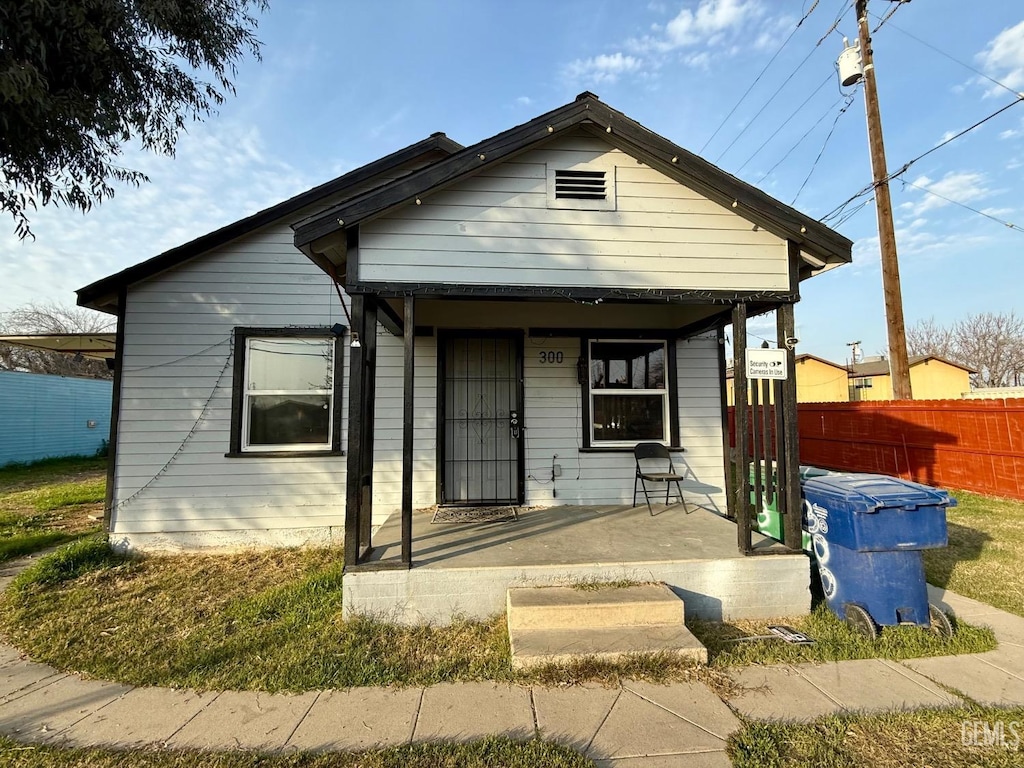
[2,554,1024,767]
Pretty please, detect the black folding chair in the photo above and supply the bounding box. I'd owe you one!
[632,442,690,515]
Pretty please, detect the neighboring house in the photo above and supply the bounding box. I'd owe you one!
[726,353,850,404]
[77,94,851,621]
[0,370,111,466]
[962,387,1024,400]
[848,355,975,401]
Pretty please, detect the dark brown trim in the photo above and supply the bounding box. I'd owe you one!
[359,300,379,551]
[579,447,685,454]
[103,287,127,531]
[716,324,735,520]
[228,326,343,456]
[224,450,343,458]
[778,304,803,552]
[675,309,732,340]
[343,560,413,573]
[401,297,416,565]
[344,296,366,567]
[293,94,852,268]
[348,281,800,305]
[376,297,404,337]
[732,303,752,554]
[531,327,680,339]
[78,135,462,313]
[580,335,681,450]
[787,239,802,298]
[668,338,680,448]
[345,227,360,285]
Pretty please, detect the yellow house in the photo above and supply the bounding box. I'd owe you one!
[848,355,975,401]
[727,353,850,405]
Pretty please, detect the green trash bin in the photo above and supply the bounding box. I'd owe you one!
[749,463,837,549]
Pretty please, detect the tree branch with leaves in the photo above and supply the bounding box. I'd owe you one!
[1,0,266,239]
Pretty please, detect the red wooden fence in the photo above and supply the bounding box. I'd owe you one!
[729,399,1024,500]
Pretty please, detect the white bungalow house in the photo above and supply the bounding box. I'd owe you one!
[78,93,852,623]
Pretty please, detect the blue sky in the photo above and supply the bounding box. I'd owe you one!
[2,0,1022,365]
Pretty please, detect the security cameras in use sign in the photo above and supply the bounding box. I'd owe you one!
[746,348,788,380]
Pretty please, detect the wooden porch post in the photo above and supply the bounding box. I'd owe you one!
[359,299,379,550]
[777,302,803,552]
[732,303,752,554]
[344,294,366,567]
[401,296,415,565]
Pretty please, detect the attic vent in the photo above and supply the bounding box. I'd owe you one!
[554,169,606,200]
[547,164,616,211]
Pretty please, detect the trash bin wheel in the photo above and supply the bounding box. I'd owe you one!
[928,604,954,638]
[844,604,878,640]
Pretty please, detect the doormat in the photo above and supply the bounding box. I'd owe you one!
[431,506,520,524]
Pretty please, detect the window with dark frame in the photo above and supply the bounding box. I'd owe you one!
[229,328,342,456]
[587,339,670,445]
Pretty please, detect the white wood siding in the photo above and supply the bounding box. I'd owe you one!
[359,135,788,291]
[113,223,349,547]
[521,332,726,510]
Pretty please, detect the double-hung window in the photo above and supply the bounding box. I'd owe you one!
[229,328,341,455]
[587,339,672,446]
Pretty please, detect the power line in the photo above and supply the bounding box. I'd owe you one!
[886,95,1024,182]
[754,94,848,186]
[875,14,1022,99]
[870,0,908,33]
[715,0,854,164]
[820,95,1024,223]
[736,73,833,174]
[698,0,822,154]
[792,96,856,204]
[899,178,1024,234]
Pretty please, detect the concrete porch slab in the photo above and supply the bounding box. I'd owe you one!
[345,507,809,625]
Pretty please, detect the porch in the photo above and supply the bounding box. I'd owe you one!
[342,503,811,624]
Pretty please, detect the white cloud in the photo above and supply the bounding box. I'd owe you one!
[515,96,533,106]
[1000,128,1022,140]
[977,20,1024,94]
[563,52,643,84]
[368,107,410,140]
[628,0,763,54]
[0,121,317,312]
[903,171,991,216]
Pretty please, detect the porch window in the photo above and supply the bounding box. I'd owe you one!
[228,328,342,456]
[588,339,670,445]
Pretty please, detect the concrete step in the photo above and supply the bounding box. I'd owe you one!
[508,624,709,669]
[506,584,685,631]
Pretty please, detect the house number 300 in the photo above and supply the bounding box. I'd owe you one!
[538,351,564,364]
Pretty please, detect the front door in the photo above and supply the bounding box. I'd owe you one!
[439,333,523,505]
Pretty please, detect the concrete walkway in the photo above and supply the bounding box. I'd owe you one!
[2,554,1024,767]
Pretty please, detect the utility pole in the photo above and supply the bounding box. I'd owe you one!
[855,0,912,399]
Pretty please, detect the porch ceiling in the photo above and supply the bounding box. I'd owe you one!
[366,505,779,569]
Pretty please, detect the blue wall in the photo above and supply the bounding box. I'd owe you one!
[0,370,112,467]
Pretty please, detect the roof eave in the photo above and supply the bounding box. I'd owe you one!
[76,133,463,314]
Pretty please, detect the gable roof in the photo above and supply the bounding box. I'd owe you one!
[292,92,852,276]
[76,133,463,313]
[796,353,847,370]
[849,354,977,377]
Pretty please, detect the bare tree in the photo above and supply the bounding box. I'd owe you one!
[907,312,1024,389]
[0,301,114,379]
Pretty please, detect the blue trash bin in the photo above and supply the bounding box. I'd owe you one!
[800,473,956,638]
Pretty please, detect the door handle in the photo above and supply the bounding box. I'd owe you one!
[510,410,521,440]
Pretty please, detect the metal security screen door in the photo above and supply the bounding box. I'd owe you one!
[440,334,523,505]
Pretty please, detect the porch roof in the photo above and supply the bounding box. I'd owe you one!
[293,92,853,280]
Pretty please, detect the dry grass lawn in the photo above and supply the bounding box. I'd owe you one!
[925,491,1024,617]
[0,457,105,562]
[729,706,1024,768]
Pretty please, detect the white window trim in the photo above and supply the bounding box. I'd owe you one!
[241,336,335,453]
[546,162,617,211]
[588,338,670,447]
